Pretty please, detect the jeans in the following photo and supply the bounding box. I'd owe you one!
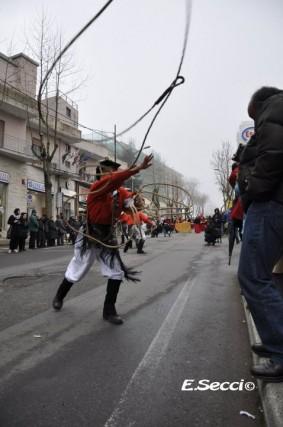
[238,201,283,362]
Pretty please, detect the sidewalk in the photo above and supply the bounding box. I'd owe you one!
[0,238,9,246]
[0,238,9,252]
[0,238,73,250]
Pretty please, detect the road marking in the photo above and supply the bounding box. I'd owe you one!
[104,277,196,427]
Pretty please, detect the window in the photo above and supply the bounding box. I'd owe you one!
[65,161,71,168]
[32,138,41,157]
[66,107,71,118]
[62,144,71,163]
[0,120,4,148]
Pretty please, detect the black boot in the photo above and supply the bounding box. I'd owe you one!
[103,279,123,325]
[52,278,73,310]
[137,239,146,254]
[123,239,132,253]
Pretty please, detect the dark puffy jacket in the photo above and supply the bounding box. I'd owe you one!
[244,93,283,204]
[238,134,257,211]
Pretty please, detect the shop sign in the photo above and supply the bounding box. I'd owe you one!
[237,121,254,145]
[0,171,9,183]
[241,126,254,143]
[27,179,45,193]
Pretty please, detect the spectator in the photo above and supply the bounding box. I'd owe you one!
[28,209,39,249]
[37,216,46,248]
[47,216,58,246]
[55,214,66,246]
[7,208,21,253]
[212,208,223,239]
[163,221,172,237]
[18,213,28,252]
[238,86,283,381]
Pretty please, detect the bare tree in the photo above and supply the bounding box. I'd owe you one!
[183,178,208,217]
[211,141,234,210]
[25,12,85,217]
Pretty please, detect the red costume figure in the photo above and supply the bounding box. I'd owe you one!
[52,155,153,325]
[123,196,155,254]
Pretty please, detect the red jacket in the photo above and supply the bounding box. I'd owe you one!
[231,198,244,220]
[138,212,154,226]
[228,166,239,189]
[87,170,134,225]
[119,211,154,226]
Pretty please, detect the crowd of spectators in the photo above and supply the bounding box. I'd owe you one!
[6,209,83,253]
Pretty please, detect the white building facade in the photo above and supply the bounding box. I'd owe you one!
[0,52,84,235]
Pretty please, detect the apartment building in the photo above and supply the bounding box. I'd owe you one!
[0,50,128,236]
[0,51,83,234]
[0,52,38,234]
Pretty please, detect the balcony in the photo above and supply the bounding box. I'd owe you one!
[50,162,80,180]
[75,139,110,159]
[0,82,37,119]
[0,133,35,162]
[58,120,81,142]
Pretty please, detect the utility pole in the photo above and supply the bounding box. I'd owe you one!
[114,124,117,162]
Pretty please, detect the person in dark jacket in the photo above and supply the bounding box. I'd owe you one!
[237,134,257,213]
[28,209,39,249]
[212,208,223,241]
[8,208,21,253]
[18,213,29,252]
[47,217,58,246]
[37,217,46,248]
[55,214,66,246]
[238,86,283,382]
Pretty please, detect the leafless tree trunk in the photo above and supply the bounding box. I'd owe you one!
[211,141,234,210]
[26,12,84,217]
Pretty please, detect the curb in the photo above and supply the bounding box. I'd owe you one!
[0,239,9,246]
[242,296,283,427]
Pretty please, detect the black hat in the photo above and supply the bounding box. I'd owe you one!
[99,158,121,170]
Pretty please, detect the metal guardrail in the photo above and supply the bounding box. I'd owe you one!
[46,90,78,110]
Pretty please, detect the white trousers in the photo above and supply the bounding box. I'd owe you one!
[129,225,145,242]
[65,235,124,283]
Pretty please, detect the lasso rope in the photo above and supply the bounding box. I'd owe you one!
[57,174,194,249]
[38,1,192,161]
[38,0,114,125]
[35,1,192,248]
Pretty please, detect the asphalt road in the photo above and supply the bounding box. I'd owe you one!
[0,234,265,427]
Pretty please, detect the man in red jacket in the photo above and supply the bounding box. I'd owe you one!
[52,154,153,325]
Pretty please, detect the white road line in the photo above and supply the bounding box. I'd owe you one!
[104,277,196,427]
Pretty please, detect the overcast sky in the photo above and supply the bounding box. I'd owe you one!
[1,0,283,211]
